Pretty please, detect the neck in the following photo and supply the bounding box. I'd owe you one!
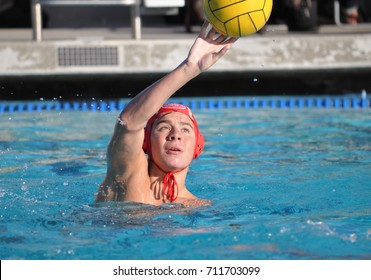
[149,159,188,202]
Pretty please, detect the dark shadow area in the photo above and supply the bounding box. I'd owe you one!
[1,69,370,101]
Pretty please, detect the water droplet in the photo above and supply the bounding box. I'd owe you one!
[361,89,367,99]
[366,229,371,239]
[348,233,357,243]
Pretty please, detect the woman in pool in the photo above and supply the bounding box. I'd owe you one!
[95,22,237,207]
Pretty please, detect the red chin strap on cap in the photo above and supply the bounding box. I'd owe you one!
[142,104,204,202]
[151,160,186,202]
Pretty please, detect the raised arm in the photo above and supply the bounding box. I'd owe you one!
[100,22,237,198]
[120,22,237,133]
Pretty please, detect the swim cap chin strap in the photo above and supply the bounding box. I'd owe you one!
[151,159,186,202]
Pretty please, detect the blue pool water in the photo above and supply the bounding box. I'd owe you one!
[0,97,370,260]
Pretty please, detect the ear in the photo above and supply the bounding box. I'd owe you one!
[194,133,205,159]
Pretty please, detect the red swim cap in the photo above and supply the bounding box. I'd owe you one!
[143,103,204,160]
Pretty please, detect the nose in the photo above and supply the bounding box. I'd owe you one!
[168,127,181,141]
[169,135,181,141]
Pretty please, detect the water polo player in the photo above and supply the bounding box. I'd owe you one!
[95,22,237,206]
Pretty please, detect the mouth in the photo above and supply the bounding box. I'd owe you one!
[166,146,182,154]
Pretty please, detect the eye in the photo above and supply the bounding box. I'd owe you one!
[181,127,192,134]
[157,124,170,131]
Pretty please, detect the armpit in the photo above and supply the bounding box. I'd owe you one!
[94,180,126,202]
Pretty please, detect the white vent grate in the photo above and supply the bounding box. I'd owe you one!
[57,47,119,66]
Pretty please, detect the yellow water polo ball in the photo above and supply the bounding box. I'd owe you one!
[203,0,273,37]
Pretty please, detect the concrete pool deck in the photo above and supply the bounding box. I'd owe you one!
[1,24,371,99]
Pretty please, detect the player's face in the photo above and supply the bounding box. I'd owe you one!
[150,112,196,171]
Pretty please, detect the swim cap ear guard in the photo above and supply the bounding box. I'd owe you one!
[143,104,204,159]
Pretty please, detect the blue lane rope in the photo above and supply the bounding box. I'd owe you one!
[0,96,370,113]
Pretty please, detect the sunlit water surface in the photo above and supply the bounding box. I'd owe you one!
[1,106,370,259]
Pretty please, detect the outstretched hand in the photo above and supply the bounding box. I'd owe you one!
[186,21,238,73]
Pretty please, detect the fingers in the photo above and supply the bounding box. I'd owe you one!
[223,36,238,44]
[201,21,238,45]
[207,27,217,40]
[200,21,210,38]
[214,34,230,44]
[200,21,219,40]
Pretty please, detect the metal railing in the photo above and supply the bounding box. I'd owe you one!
[31,0,185,41]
